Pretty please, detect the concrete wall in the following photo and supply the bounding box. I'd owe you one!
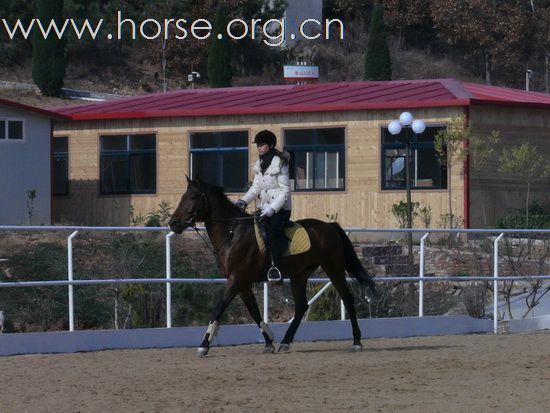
[0,315,493,356]
[0,104,51,225]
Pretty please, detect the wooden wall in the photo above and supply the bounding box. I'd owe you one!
[468,105,550,227]
[53,106,467,228]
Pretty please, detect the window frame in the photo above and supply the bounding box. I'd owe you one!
[53,136,69,196]
[99,133,157,195]
[0,117,25,141]
[380,124,447,191]
[188,130,249,192]
[283,126,346,192]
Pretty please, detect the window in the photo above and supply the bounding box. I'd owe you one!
[53,137,69,195]
[381,125,447,190]
[0,118,24,140]
[100,134,156,194]
[189,131,248,192]
[284,127,345,191]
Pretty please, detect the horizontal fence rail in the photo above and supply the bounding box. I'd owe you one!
[2,225,550,335]
[2,275,550,288]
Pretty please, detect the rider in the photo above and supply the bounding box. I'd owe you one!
[235,130,292,282]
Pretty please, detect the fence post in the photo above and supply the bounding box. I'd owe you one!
[419,233,430,317]
[165,232,175,328]
[67,231,79,332]
[263,282,269,323]
[493,233,504,334]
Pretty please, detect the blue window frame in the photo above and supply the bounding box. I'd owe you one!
[284,127,345,191]
[189,131,249,192]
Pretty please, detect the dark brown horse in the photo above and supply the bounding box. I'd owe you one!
[169,178,376,357]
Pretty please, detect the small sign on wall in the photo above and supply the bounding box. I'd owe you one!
[283,65,319,82]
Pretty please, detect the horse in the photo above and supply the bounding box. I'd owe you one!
[168,177,377,357]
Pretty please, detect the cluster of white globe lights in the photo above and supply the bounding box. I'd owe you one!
[388,111,426,136]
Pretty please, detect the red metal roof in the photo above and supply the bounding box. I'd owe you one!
[51,79,550,121]
[1,97,69,119]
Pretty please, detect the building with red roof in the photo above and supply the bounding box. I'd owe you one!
[51,79,550,228]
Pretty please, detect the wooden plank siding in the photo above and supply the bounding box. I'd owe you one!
[468,106,550,227]
[54,106,476,228]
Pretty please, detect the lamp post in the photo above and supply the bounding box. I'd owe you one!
[388,112,426,274]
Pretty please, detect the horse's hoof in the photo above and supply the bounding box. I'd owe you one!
[352,344,363,352]
[278,343,290,353]
[197,347,209,357]
[263,344,276,354]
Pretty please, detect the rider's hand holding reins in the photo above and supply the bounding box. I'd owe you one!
[234,199,247,210]
[260,205,274,217]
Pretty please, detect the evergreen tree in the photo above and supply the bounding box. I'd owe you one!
[32,0,66,96]
[207,1,232,88]
[364,4,391,81]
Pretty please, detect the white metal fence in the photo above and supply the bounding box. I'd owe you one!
[2,225,550,335]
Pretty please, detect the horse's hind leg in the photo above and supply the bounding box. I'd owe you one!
[239,288,276,354]
[328,273,363,351]
[279,275,309,352]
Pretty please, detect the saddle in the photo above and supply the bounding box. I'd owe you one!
[254,217,311,256]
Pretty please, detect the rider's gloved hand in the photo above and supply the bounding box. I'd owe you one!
[260,205,275,217]
[234,199,247,210]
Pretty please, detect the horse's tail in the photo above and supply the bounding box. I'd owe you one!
[331,223,377,296]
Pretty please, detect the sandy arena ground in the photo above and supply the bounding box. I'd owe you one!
[1,332,549,412]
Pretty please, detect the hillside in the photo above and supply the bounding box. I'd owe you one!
[1,0,548,108]
[0,42,485,110]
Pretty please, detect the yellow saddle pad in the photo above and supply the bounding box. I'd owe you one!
[254,219,311,256]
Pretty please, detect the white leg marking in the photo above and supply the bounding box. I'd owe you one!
[206,321,219,343]
[260,321,274,341]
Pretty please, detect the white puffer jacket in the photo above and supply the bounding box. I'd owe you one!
[241,153,292,212]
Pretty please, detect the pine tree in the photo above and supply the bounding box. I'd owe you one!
[207,1,232,88]
[32,0,66,96]
[364,4,392,81]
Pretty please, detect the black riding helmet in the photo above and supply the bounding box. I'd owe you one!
[253,130,277,147]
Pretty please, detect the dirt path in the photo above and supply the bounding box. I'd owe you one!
[1,332,549,412]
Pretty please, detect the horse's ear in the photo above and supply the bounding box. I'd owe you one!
[186,175,200,188]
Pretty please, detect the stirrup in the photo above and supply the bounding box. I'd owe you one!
[267,266,282,282]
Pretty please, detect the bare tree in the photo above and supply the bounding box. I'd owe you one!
[499,143,550,227]
[434,116,469,229]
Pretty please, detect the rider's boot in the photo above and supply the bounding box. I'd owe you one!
[267,234,287,282]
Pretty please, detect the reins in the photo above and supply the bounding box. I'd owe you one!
[182,189,260,258]
[191,224,219,257]
[190,217,252,258]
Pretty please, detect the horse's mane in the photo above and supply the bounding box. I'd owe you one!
[198,181,251,217]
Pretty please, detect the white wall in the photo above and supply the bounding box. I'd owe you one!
[0,104,51,225]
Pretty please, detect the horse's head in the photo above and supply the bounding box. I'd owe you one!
[169,177,209,234]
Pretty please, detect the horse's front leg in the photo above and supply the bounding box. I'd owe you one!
[198,278,240,357]
[239,287,276,354]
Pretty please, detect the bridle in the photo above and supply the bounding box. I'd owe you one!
[184,189,259,226]
[183,192,208,228]
[181,189,259,258]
